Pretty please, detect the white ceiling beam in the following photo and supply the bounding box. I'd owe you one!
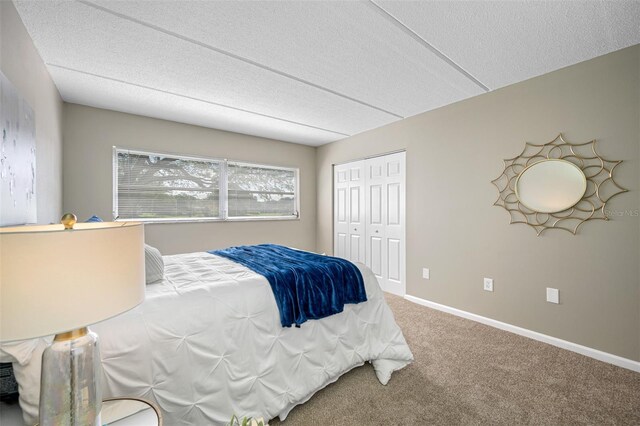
[49,63,351,138]
[367,0,490,93]
[77,0,404,119]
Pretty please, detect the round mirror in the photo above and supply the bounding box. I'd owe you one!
[515,159,586,213]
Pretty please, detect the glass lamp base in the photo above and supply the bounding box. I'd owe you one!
[39,327,102,426]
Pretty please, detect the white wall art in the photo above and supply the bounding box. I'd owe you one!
[1,71,36,226]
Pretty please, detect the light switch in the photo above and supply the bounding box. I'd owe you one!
[422,268,430,279]
[546,288,559,304]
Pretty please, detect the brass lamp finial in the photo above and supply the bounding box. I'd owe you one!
[61,213,77,229]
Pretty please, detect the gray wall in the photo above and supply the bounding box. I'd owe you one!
[317,45,640,361]
[1,1,63,224]
[63,104,317,255]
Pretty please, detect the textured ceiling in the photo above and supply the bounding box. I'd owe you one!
[14,0,640,146]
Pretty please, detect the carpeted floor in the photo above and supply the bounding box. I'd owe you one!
[271,294,640,425]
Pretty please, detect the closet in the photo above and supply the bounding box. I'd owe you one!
[333,151,406,296]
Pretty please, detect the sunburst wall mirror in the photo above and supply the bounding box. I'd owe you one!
[491,134,627,235]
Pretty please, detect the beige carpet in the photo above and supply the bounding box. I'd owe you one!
[271,294,640,425]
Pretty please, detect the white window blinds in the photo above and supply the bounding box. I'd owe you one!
[115,150,221,221]
[114,148,299,222]
[228,162,297,218]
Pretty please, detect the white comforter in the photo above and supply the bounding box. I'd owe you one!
[5,252,413,425]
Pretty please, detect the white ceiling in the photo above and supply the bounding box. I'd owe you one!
[14,0,640,146]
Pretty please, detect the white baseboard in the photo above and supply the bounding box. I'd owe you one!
[404,294,640,373]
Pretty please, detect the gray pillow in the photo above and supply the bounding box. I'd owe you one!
[145,244,164,284]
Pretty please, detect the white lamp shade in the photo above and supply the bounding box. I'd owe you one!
[0,222,145,342]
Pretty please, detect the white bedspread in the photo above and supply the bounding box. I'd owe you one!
[5,252,413,425]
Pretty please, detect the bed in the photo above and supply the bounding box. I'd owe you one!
[3,248,413,425]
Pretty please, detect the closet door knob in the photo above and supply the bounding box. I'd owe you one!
[354,228,358,231]
[375,230,379,233]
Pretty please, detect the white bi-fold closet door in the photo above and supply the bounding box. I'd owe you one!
[333,151,406,296]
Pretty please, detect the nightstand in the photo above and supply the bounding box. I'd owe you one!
[101,397,162,426]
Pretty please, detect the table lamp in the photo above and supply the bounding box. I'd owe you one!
[0,214,145,425]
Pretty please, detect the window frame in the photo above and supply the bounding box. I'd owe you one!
[113,147,300,223]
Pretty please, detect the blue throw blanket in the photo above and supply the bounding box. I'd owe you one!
[210,244,367,327]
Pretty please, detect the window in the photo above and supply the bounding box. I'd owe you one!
[227,162,297,218]
[114,148,299,222]
[115,149,221,221]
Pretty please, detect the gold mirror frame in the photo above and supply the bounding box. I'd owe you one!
[491,134,627,236]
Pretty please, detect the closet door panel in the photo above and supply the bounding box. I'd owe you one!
[349,161,365,264]
[337,188,347,223]
[370,235,383,277]
[381,152,405,295]
[365,155,386,285]
[366,152,405,296]
[350,186,361,224]
[387,183,400,225]
[350,234,362,262]
[336,233,347,258]
[334,163,350,260]
[387,238,401,282]
[334,160,365,264]
[336,153,404,295]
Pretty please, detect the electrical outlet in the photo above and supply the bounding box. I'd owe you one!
[546,288,559,304]
[483,278,494,292]
[422,268,430,279]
